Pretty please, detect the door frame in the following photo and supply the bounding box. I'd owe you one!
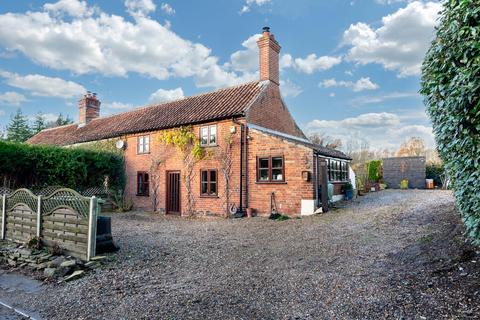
[166,170,181,215]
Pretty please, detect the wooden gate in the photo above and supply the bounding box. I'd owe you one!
[166,171,181,215]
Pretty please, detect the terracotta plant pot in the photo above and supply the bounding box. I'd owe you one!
[246,208,253,218]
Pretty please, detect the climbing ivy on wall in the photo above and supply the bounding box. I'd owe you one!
[159,126,208,215]
[367,160,382,183]
[420,0,480,244]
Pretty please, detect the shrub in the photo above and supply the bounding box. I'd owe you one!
[367,160,382,183]
[0,141,125,191]
[426,163,444,187]
[421,0,480,244]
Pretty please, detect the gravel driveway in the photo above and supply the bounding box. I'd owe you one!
[1,190,479,319]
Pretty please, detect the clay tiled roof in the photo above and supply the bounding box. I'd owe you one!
[28,81,268,146]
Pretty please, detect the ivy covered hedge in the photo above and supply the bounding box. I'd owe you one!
[421,0,480,244]
[0,141,125,191]
[367,160,382,183]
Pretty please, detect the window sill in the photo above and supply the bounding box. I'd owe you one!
[256,181,287,184]
[136,194,149,197]
[200,144,218,148]
[200,195,219,198]
[136,152,150,155]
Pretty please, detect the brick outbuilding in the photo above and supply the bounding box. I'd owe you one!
[28,27,351,216]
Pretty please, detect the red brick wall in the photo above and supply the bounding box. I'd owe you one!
[123,119,243,216]
[246,84,306,139]
[121,119,315,216]
[246,129,315,216]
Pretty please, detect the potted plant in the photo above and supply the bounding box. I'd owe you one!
[343,182,354,200]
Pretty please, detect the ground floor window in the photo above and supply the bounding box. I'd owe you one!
[137,171,149,196]
[257,156,284,182]
[200,169,217,196]
[327,159,349,182]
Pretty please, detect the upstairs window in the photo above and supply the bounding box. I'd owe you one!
[200,169,218,196]
[200,125,217,146]
[257,156,284,183]
[137,135,150,154]
[137,171,149,196]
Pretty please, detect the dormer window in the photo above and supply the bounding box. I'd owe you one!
[200,125,217,146]
[137,135,150,154]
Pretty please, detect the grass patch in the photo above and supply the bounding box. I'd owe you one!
[269,214,290,221]
[419,234,434,244]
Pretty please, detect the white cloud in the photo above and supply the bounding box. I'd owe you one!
[160,3,175,15]
[342,1,441,77]
[0,0,250,89]
[280,79,302,98]
[125,0,156,16]
[28,112,59,123]
[149,87,184,103]
[0,91,27,106]
[306,111,435,150]
[280,54,294,69]
[44,0,94,17]
[349,91,419,107]
[294,54,342,74]
[240,0,271,14]
[320,77,379,92]
[0,70,85,98]
[230,34,262,73]
[0,110,5,117]
[103,101,135,110]
[375,0,413,4]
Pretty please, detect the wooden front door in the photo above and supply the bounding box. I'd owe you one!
[166,171,181,214]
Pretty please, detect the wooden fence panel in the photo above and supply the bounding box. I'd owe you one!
[2,188,99,261]
[5,204,37,243]
[42,207,89,260]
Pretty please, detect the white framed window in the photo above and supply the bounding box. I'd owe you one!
[137,135,150,154]
[200,125,217,146]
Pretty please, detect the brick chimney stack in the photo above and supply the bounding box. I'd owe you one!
[78,91,100,126]
[257,26,281,85]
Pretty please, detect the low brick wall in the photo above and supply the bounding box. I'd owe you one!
[382,156,426,189]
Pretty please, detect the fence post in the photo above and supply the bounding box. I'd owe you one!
[36,195,42,238]
[87,196,97,261]
[1,194,6,240]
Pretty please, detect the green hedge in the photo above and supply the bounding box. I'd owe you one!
[0,141,125,191]
[421,0,480,244]
[426,163,444,187]
[368,160,382,183]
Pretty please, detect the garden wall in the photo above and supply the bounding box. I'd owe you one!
[382,156,426,189]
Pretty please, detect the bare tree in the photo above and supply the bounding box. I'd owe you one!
[397,137,426,157]
[308,132,343,149]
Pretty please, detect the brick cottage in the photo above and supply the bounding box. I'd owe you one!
[28,27,351,216]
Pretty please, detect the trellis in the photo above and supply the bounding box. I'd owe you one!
[1,188,102,261]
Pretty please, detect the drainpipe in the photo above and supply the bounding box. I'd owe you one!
[232,119,244,214]
[314,153,319,207]
[244,125,249,209]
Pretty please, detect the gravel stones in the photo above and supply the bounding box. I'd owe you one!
[2,190,479,319]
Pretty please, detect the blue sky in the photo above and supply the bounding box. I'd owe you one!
[0,0,441,150]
